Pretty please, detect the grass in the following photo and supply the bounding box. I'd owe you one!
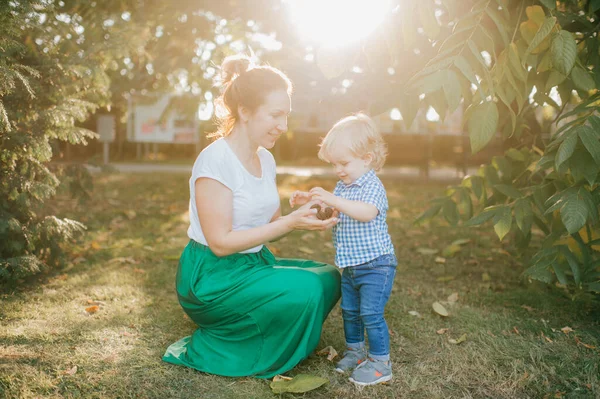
[1,172,599,399]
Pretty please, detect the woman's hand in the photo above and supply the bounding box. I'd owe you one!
[284,201,338,231]
[289,190,311,208]
[309,187,339,208]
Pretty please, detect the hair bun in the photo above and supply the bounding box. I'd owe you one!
[220,55,253,86]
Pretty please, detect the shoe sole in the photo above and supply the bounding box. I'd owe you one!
[349,374,392,386]
[334,367,346,373]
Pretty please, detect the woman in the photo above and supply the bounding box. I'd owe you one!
[162,55,341,378]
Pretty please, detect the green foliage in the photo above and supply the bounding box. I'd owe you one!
[316,0,600,295]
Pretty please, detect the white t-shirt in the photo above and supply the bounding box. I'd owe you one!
[187,138,280,253]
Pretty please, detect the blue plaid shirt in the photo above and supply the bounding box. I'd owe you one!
[332,169,395,268]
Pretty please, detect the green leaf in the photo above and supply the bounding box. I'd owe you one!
[494,184,523,199]
[463,175,484,200]
[485,7,509,46]
[418,0,440,39]
[493,205,512,241]
[560,191,588,234]
[592,0,600,13]
[414,203,443,225]
[525,17,557,58]
[399,92,420,130]
[559,246,581,285]
[454,56,480,89]
[464,206,499,226]
[551,30,577,75]
[577,125,600,165]
[539,0,556,9]
[418,70,446,94]
[270,374,328,394]
[579,187,598,224]
[514,198,533,234]
[443,199,460,226]
[569,149,598,186]
[468,101,499,154]
[443,70,462,113]
[571,65,596,91]
[552,261,569,285]
[508,43,527,82]
[546,70,567,90]
[555,132,578,170]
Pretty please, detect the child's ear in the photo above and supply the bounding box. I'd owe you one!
[363,152,374,166]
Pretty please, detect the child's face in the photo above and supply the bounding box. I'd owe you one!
[327,147,372,185]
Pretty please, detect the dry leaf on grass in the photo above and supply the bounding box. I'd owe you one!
[434,256,446,264]
[86,299,105,306]
[416,248,439,255]
[432,302,449,317]
[437,328,449,335]
[447,292,459,303]
[408,310,422,318]
[63,366,77,375]
[270,374,328,394]
[448,333,467,345]
[575,336,596,349]
[316,346,338,361]
[272,375,293,382]
[561,326,573,334]
[298,247,315,255]
[85,305,99,314]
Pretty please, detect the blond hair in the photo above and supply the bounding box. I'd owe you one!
[318,113,388,171]
[211,54,293,138]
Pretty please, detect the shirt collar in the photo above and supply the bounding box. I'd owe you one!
[343,169,376,188]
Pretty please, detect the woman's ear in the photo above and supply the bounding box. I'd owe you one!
[238,105,250,123]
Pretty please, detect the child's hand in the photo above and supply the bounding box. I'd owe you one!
[309,187,338,208]
[289,190,311,208]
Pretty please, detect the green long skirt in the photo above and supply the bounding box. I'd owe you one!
[162,240,341,378]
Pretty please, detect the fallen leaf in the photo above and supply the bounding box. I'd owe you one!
[63,366,77,375]
[436,276,455,282]
[132,268,145,274]
[434,256,446,264]
[575,336,596,349]
[301,233,315,241]
[521,305,535,312]
[298,247,315,254]
[541,332,553,343]
[560,326,573,335]
[442,244,462,257]
[482,272,491,281]
[86,299,105,306]
[448,333,467,345]
[85,305,99,314]
[124,210,137,219]
[432,302,449,317]
[108,257,138,265]
[316,345,338,361]
[90,241,101,250]
[270,374,328,394]
[408,310,422,318]
[416,247,439,255]
[447,292,459,303]
[513,326,520,335]
[272,375,293,382]
[451,238,471,246]
[436,328,449,335]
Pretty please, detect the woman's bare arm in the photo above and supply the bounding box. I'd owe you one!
[195,178,337,256]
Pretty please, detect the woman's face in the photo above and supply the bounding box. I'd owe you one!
[244,90,291,149]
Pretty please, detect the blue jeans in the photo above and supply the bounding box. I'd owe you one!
[341,254,397,358]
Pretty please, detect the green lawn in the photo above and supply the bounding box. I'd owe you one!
[1,173,599,398]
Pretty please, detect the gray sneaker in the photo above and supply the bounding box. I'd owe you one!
[349,358,392,386]
[334,347,367,373]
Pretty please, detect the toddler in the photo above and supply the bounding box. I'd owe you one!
[290,113,397,386]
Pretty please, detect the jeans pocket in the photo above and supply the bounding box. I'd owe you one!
[369,254,397,268]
